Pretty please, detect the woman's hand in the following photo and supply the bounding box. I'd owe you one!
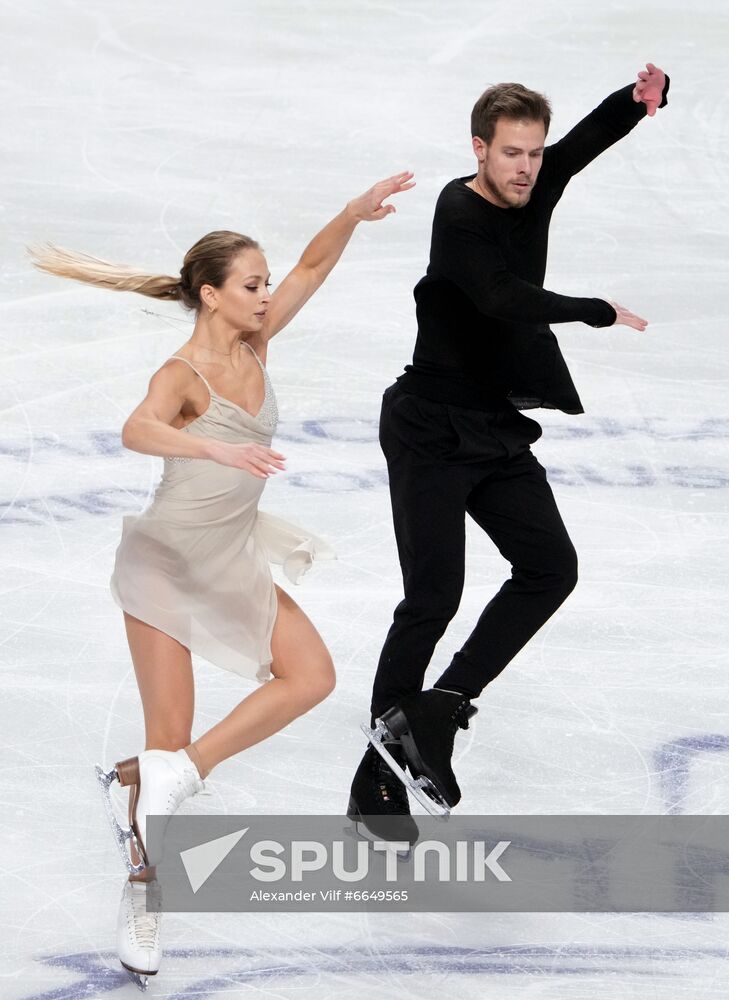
[259,170,415,342]
[608,300,648,332]
[205,440,286,478]
[346,171,416,222]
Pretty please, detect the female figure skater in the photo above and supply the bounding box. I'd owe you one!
[30,170,414,989]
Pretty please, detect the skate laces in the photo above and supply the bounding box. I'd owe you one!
[165,760,203,813]
[128,883,160,949]
[435,700,472,760]
[434,692,474,733]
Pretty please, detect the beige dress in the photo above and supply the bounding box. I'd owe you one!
[110,343,335,682]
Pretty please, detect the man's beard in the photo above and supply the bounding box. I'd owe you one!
[482,167,531,209]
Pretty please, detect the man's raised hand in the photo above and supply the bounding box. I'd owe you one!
[632,62,666,117]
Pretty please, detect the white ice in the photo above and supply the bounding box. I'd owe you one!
[1,1,729,997]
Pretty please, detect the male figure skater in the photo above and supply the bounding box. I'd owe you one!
[348,63,669,840]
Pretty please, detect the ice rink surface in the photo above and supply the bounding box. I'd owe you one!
[2,0,729,996]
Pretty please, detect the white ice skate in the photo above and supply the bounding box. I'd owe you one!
[95,748,204,873]
[117,878,162,991]
[360,722,450,817]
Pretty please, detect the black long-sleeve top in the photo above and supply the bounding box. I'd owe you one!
[397,80,669,414]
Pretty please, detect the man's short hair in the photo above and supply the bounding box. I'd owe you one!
[471,83,552,143]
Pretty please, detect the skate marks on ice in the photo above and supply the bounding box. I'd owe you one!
[22,943,729,999]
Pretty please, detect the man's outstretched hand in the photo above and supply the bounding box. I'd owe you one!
[609,301,648,332]
[633,62,666,117]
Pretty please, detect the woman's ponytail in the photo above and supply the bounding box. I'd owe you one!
[29,230,261,311]
[28,244,182,300]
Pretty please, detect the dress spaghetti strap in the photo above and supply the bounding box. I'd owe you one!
[240,340,265,371]
[168,355,215,396]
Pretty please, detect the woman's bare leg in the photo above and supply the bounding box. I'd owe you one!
[119,590,334,872]
[123,613,196,750]
[122,612,196,878]
[192,585,335,775]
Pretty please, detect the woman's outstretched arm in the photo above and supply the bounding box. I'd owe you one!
[260,170,415,341]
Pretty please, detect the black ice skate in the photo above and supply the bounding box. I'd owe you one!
[347,744,419,847]
[365,689,477,814]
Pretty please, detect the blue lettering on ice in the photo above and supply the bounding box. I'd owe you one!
[1,415,728,525]
[294,419,380,443]
[0,489,149,524]
[665,468,729,489]
[2,417,729,464]
[2,462,729,525]
[286,470,389,492]
[655,734,729,816]
[0,432,126,462]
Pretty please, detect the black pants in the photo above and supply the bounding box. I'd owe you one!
[371,384,578,719]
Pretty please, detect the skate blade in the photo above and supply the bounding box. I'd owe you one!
[360,724,450,818]
[94,764,146,876]
[121,965,153,992]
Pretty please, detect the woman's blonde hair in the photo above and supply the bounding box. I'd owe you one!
[28,230,261,311]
